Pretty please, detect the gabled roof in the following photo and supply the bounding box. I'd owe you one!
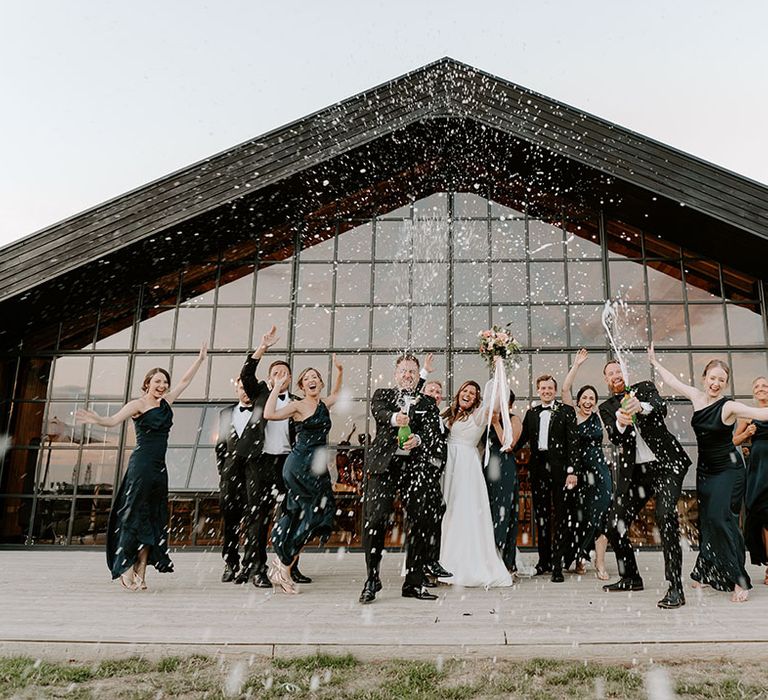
[2,57,767,303]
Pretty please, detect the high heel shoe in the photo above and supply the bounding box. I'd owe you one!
[268,558,297,594]
[119,572,137,591]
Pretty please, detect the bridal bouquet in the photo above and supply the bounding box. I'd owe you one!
[478,324,521,463]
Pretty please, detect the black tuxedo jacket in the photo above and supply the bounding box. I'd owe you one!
[515,401,580,481]
[367,387,442,474]
[598,380,690,476]
[214,354,296,473]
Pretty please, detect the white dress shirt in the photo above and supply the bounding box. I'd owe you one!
[264,393,292,455]
[232,403,253,438]
[538,402,554,451]
[616,401,657,464]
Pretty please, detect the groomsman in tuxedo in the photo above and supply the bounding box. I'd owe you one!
[417,356,452,584]
[514,374,580,583]
[216,326,310,587]
[359,354,444,603]
[599,360,691,609]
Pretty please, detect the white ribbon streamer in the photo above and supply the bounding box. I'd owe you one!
[484,355,513,465]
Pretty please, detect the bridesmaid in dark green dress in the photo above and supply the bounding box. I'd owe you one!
[649,349,768,602]
[77,345,207,590]
[263,356,344,593]
[733,376,768,584]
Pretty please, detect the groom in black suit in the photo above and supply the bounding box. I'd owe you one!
[598,360,691,609]
[359,354,444,603]
[514,374,581,583]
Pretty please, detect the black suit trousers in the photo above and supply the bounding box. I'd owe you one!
[362,457,443,587]
[606,461,685,588]
[530,464,572,570]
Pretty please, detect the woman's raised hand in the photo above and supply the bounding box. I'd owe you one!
[574,348,588,366]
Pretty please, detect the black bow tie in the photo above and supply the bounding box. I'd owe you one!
[541,406,553,411]
[238,405,252,413]
[278,394,287,401]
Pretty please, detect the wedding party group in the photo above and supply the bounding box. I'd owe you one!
[76,321,768,610]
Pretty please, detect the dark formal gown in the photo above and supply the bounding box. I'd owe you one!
[745,419,768,566]
[107,399,174,579]
[574,413,612,561]
[690,397,751,591]
[271,401,335,565]
[485,427,518,571]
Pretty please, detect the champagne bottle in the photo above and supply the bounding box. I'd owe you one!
[621,390,636,424]
[397,422,412,448]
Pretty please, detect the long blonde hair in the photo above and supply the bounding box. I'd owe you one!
[442,381,482,428]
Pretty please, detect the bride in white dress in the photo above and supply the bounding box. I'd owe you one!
[438,381,513,588]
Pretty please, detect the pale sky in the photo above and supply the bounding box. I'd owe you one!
[2,1,766,249]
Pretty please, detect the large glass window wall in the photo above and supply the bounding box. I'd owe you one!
[1,191,765,548]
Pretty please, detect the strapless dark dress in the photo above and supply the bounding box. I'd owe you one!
[106,399,174,579]
[484,424,518,570]
[690,397,751,591]
[271,401,335,565]
[745,419,768,566]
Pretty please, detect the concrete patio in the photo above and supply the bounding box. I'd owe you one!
[1,549,767,662]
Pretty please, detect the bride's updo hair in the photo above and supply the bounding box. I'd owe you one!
[442,380,482,428]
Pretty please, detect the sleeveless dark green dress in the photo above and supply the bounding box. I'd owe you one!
[484,424,518,571]
[107,399,174,579]
[690,397,751,591]
[745,419,768,566]
[271,401,335,566]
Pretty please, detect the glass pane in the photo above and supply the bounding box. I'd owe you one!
[217,269,255,305]
[453,192,488,218]
[94,323,132,350]
[380,201,411,218]
[731,352,768,396]
[650,304,687,346]
[491,218,526,259]
[201,406,221,445]
[71,497,111,544]
[77,448,117,492]
[609,261,645,301]
[213,307,251,351]
[249,308,290,349]
[137,308,175,350]
[450,353,489,391]
[301,227,335,260]
[175,308,213,349]
[491,262,527,303]
[688,305,726,346]
[166,448,194,489]
[653,352,692,396]
[336,263,371,304]
[330,399,369,446]
[32,498,73,544]
[51,356,90,400]
[568,305,606,348]
[188,449,218,490]
[727,304,765,346]
[180,267,216,306]
[667,402,695,445]
[505,352,530,401]
[453,221,489,260]
[375,220,411,260]
[170,356,209,400]
[454,262,490,303]
[371,354,396,393]
[412,262,447,303]
[567,261,604,302]
[684,259,722,301]
[489,200,524,218]
[294,307,332,350]
[371,307,408,349]
[374,263,410,304]
[412,218,448,262]
[529,263,566,303]
[337,222,373,261]
[490,306,529,348]
[89,356,128,400]
[37,448,77,493]
[531,355,569,392]
[169,405,204,444]
[528,219,564,259]
[332,353,369,399]
[606,222,643,258]
[81,402,124,446]
[452,306,489,348]
[414,192,448,218]
[530,306,567,348]
[255,264,292,304]
[334,308,371,348]
[565,223,601,259]
[209,354,246,401]
[411,306,447,348]
[298,264,334,304]
[647,260,683,301]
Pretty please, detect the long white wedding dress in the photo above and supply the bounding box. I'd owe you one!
[438,411,513,588]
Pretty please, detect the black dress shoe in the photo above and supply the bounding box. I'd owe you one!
[657,587,685,609]
[534,564,552,576]
[402,585,438,601]
[221,565,238,583]
[422,577,437,588]
[359,577,382,604]
[291,568,312,584]
[602,576,644,592]
[551,570,565,583]
[234,571,251,585]
[425,562,453,578]
[252,571,272,588]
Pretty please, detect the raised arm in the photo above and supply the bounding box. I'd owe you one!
[263,367,302,421]
[165,344,208,404]
[76,399,145,428]
[724,401,768,425]
[562,348,588,407]
[323,354,344,408]
[648,345,700,403]
[241,325,279,399]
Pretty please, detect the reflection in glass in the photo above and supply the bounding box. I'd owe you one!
[730,352,768,396]
[684,259,722,301]
[371,307,408,349]
[529,263,566,303]
[568,305,604,348]
[650,305,687,346]
[337,222,372,260]
[94,324,132,351]
[336,263,371,303]
[727,304,766,346]
[51,356,90,400]
[609,261,645,301]
[213,307,251,350]
[334,308,370,348]
[294,307,332,349]
[565,222,601,259]
[37,448,77,493]
[647,260,683,301]
[188,449,218,490]
[169,406,204,444]
[200,406,221,446]
[32,498,73,544]
[491,219,526,259]
[453,261,490,303]
[166,448,194,490]
[688,305,726,346]
[82,402,124,446]
[89,356,129,400]
[77,448,117,490]
[217,269,254,305]
[255,264,292,304]
[530,306,567,348]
